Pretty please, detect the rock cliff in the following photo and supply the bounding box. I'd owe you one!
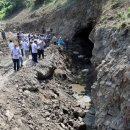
[91,0,130,129]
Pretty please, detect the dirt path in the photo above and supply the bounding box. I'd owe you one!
[0,57,13,87]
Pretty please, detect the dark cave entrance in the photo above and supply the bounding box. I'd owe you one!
[73,23,94,64]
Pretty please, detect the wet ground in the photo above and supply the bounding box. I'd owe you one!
[71,83,95,129]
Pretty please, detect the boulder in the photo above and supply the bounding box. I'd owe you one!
[36,67,55,80]
[54,69,67,80]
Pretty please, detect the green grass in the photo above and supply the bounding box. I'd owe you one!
[115,7,130,29]
[0,0,66,19]
[0,0,75,20]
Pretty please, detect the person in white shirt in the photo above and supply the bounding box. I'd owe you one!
[22,39,29,59]
[31,41,38,63]
[19,40,24,56]
[8,40,14,53]
[11,44,21,71]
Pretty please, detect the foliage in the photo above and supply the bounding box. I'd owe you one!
[0,0,26,19]
[0,0,55,19]
[115,7,130,29]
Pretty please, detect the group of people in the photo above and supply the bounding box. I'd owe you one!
[8,30,69,72]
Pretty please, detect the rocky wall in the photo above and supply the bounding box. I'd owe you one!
[91,25,130,130]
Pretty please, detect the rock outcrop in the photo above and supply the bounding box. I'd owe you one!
[90,0,130,129]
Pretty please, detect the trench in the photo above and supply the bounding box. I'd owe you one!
[71,23,96,130]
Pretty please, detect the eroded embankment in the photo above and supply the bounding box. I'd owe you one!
[0,45,92,130]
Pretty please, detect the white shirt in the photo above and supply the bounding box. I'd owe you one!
[11,48,21,59]
[9,42,14,52]
[22,41,29,51]
[31,43,38,53]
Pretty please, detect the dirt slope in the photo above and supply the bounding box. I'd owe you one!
[0,45,90,130]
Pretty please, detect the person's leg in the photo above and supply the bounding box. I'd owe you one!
[21,57,23,66]
[4,36,6,41]
[25,50,28,58]
[33,53,36,62]
[27,51,29,59]
[42,50,44,59]
[16,59,19,71]
[35,53,38,63]
[19,58,21,67]
[19,57,23,67]
[38,49,40,59]
[13,59,16,71]
[40,50,43,59]
[32,53,34,61]
[21,49,24,57]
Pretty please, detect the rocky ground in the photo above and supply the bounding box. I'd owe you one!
[0,45,92,130]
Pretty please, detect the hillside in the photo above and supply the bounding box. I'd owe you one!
[0,0,130,130]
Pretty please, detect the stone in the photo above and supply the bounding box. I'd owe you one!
[68,119,74,127]
[54,69,67,80]
[60,123,67,129]
[36,67,55,80]
[5,110,14,121]
[73,111,79,119]
[63,107,69,114]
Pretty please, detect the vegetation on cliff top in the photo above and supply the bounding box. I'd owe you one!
[99,0,130,29]
[0,0,55,19]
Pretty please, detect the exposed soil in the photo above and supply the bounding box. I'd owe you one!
[0,44,93,130]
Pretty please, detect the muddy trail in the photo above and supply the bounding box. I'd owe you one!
[0,44,95,130]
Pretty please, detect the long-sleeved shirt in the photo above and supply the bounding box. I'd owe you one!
[8,42,14,52]
[22,41,29,51]
[31,43,38,53]
[11,48,21,59]
[38,42,45,50]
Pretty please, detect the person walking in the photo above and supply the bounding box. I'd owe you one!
[8,40,14,53]
[38,40,45,59]
[31,40,38,63]
[46,32,51,47]
[1,30,6,41]
[19,51,23,68]
[52,34,57,45]
[19,40,24,57]
[11,44,21,71]
[18,44,23,67]
[58,36,63,46]
[22,39,30,59]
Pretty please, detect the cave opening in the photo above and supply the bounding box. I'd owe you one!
[73,23,94,62]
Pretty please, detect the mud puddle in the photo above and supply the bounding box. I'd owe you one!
[71,84,91,108]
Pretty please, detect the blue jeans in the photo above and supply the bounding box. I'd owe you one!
[19,57,23,67]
